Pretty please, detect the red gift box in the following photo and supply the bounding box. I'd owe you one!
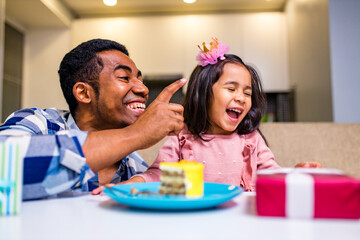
[256,168,360,219]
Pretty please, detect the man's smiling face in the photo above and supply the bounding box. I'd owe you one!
[90,50,149,130]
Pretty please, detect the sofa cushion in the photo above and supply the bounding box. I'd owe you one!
[260,123,360,178]
[137,123,360,179]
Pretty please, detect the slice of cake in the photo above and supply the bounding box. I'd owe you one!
[158,160,204,197]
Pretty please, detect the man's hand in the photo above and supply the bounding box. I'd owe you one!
[83,78,186,173]
[130,78,187,149]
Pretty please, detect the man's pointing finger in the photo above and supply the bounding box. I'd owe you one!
[155,78,187,103]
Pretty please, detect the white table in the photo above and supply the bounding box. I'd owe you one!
[1,192,359,240]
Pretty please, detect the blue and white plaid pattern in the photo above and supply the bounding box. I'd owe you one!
[0,108,148,200]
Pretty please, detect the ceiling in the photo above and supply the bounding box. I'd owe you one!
[5,0,287,29]
[62,0,287,17]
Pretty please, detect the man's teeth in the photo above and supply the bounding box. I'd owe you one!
[228,108,242,113]
[128,103,146,110]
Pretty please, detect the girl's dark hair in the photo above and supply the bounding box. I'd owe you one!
[183,54,267,140]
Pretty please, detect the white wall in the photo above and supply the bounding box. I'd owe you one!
[15,3,360,123]
[22,28,70,109]
[286,0,333,121]
[72,13,289,93]
[21,12,289,109]
[328,0,360,123]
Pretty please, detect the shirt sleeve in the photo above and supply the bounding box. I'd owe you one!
[134,135,180,182]
[0,108,94,200]
[107,152,149,185]
[255,131,280,170]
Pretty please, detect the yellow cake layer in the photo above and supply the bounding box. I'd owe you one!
[159,160,204,197]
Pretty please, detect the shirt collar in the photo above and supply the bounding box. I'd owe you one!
[66,113,81,131]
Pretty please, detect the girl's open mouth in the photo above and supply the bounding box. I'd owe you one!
[226,108,241,122]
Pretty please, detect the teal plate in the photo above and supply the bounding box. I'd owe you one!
[104,182,243,210]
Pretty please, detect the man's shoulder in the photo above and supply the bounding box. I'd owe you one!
[3,107,68,123]
[1,107,70,134]
[5,107,67,117]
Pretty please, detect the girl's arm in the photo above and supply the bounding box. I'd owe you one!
[133,135,181,182]
[255,131,281,169]
[91,135,181,195]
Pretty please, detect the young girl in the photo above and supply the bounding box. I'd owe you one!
[121,37,280,191]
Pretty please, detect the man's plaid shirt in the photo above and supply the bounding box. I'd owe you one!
[0,108,148,200]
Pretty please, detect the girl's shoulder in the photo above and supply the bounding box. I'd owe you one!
[166,124,195,144]
[243,129,264,144]
[244,129,260,138]
[178,124,192,138]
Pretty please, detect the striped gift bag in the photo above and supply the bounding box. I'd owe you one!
[0,140,25,216]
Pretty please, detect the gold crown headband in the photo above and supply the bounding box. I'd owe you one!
[196,37,230,67]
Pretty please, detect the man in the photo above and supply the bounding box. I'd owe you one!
[0,39,186,200]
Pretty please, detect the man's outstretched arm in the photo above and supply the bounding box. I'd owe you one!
[0,79,186,199]
[83,78,187,172]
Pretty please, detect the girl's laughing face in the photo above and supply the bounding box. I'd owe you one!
[207,63,252,135]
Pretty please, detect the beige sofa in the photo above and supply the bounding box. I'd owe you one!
[137,123,360,179]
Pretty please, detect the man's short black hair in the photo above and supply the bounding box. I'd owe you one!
[58,38,129,118]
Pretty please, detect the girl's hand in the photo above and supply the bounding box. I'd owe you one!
[295,162,322,168]
[91,176,146,195]
[91,183,115,195]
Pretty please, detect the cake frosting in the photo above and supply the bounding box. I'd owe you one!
[159,160,204,197]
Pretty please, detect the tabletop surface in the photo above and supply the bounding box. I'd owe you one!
[1,192,359,240]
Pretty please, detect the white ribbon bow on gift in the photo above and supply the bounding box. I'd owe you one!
[257,168,344,218]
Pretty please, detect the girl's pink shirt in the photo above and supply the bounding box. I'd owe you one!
[135,127,280,191]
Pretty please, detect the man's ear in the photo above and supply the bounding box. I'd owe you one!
[73,82,93,104]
